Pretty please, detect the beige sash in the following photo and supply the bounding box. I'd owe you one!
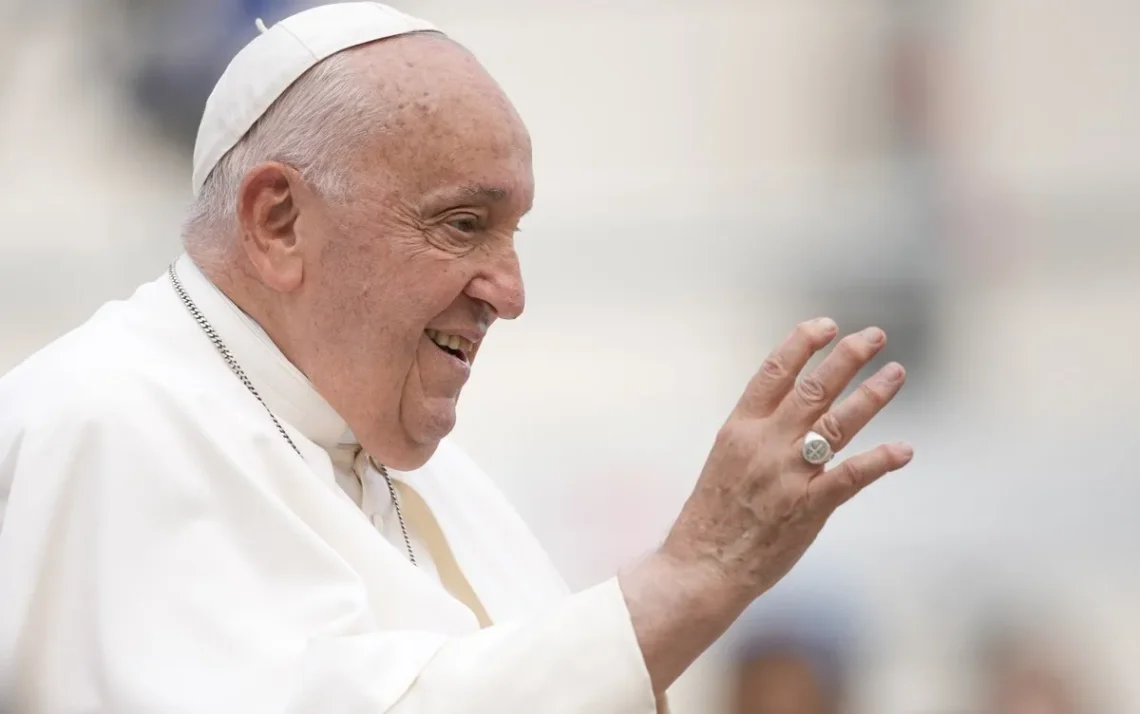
[396,482,493,628]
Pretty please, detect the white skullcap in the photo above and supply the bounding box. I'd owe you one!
[191,2,438,196]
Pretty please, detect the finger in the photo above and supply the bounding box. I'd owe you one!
[810,362,906,453]
[773,326,886,429]
[734,318,838,418]
[808,442,913,511]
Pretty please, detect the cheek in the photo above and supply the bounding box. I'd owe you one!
[350,275,453,357]
[315,230,476,355]
[403,258,477,316]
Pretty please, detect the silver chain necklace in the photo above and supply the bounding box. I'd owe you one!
[168,263,417,567]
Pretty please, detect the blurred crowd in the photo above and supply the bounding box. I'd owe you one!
[1,1,1137,712]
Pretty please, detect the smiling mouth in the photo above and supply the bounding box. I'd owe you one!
[425,329,475,363]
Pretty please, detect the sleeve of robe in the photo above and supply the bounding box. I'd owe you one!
[0,387,659,714]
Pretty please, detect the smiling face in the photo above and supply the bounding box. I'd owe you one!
[233,34,533,469]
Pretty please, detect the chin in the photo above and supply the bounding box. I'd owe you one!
[384,440,442,471]
[374,395,456,470]
[385,413,454,471]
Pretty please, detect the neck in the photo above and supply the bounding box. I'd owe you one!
[188,250,303,378]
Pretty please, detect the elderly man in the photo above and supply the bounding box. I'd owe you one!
[0,3,912,713]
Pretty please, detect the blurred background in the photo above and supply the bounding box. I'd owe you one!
[1,0,1138,711]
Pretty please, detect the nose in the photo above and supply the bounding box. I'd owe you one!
[466,242,525,320]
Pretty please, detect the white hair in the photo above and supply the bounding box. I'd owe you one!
[181,48,387,262]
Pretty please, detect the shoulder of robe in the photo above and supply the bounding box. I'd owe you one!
[0,349,237,514]
[0,360,195,460]
[0,361,210,518]
[0,298,207,453]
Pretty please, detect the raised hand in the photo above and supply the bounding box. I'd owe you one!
[663,317,913,596]
[620,319,913,696]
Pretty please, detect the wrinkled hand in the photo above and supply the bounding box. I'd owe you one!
[662,318,913,599]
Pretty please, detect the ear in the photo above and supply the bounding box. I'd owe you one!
[236,161,306,292]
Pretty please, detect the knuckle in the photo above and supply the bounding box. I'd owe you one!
[815,411,845,445]
[881,442,905,466]
[794,375,828,406]
[794,320,816,338]
[773,490,804,518]
[836,334,872,361]
[857,380,888,407]
[836,460,865,493]
[715,420,754,455]
[759,355,788,381]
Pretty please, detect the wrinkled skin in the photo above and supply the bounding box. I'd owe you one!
[213,34,533,469]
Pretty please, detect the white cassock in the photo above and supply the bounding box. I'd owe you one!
[0,255,661,713]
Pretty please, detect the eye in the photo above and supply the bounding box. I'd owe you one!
[445,214,482,234]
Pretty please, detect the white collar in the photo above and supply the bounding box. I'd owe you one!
[174,254,354,451]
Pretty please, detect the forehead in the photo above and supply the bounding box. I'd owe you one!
[349,36,534,211]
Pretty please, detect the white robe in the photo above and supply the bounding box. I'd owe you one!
[0,255,658,713]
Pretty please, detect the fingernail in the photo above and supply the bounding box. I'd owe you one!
[882,362,904,382]
[815,317,837,334]
[861,327,885,345]
[895,442,914,460]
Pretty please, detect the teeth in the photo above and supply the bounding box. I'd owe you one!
[426,329,474,356]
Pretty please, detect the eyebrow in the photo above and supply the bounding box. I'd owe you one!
[458,185,508,202]
[427,183,530,216]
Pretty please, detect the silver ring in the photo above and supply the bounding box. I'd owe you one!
[801,431,834,466]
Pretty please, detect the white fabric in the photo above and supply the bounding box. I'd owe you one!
[192,2,437,195]
[177,261,439,576]
[332,439,441,579]
[0,254,657,713]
